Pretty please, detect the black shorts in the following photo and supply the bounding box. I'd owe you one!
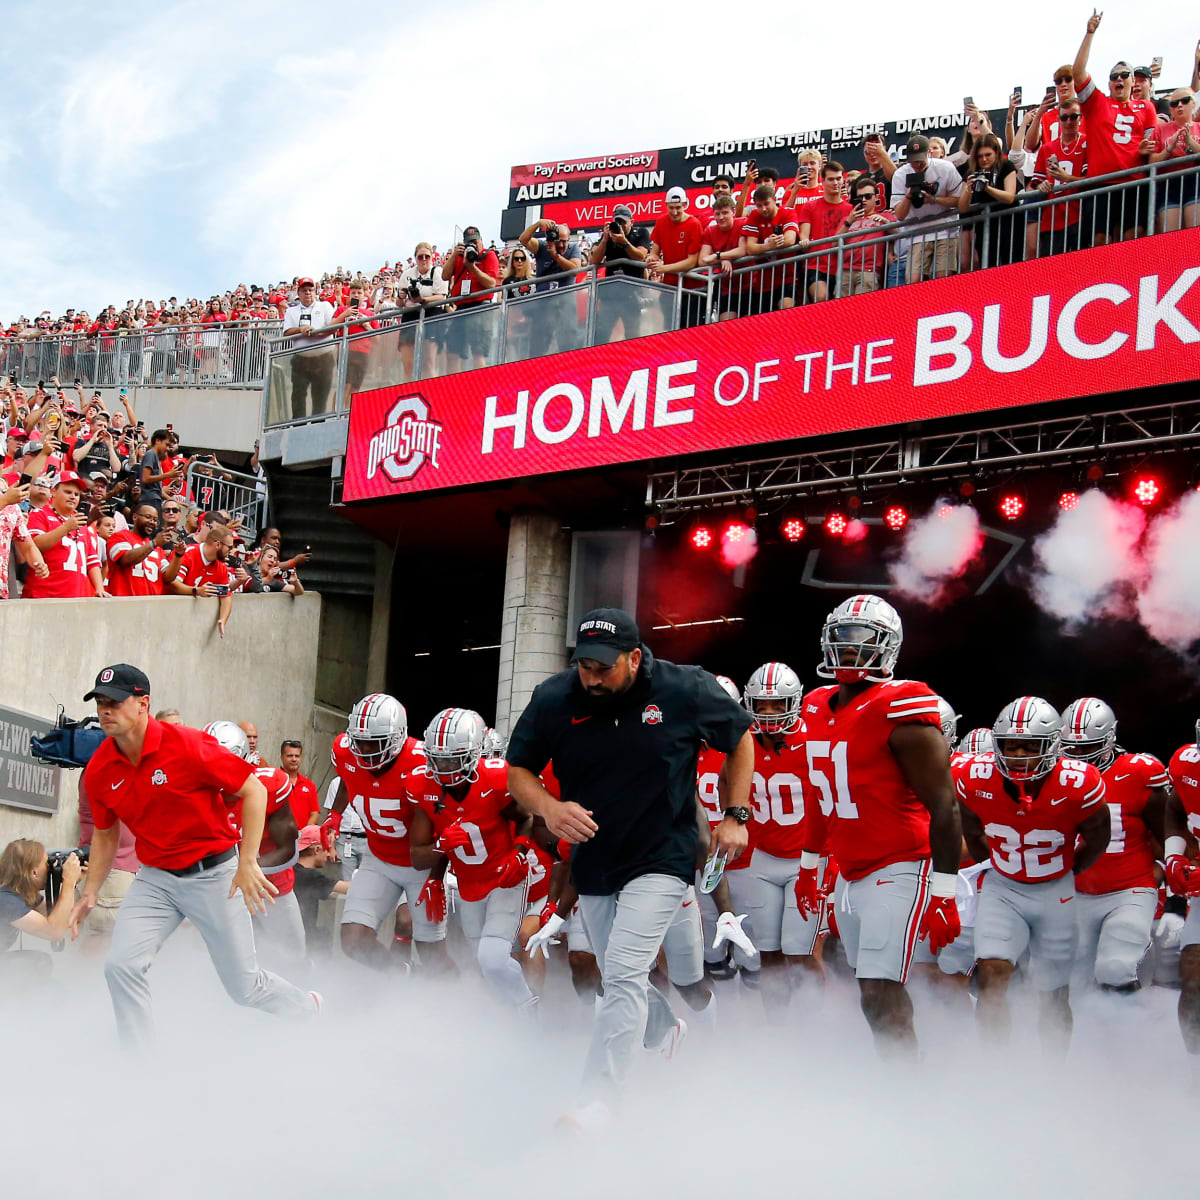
[1100,184,1150,235]
[443,305,495,359]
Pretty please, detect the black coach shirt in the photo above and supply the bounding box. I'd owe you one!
[507,647,752,895]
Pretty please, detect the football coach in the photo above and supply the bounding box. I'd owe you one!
[507,608,754,1119]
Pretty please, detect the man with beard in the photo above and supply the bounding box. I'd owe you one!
[506,608,755,1128]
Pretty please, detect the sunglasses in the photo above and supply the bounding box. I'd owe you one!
[162,506,182,513]
[416,253,432,260]
[1109,71,1131,81]
[1170,96,1195,107]
[1060,112,1081,119]
[511,255,527,262]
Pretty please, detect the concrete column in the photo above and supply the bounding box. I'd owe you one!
[495,510,570,736]
[365,542,393,695]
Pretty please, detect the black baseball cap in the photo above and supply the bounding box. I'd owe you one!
[84,664,151,702]
[570,607,641,666]
[1133,64,1153,78]
[906,135,931,160]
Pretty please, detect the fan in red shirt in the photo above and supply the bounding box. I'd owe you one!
[741,185,801,315]
[797,162,854,301]
[408,707,536,1010]
[955,696,1109,1052]
[1058,697,1169,992]
[170,524,235,637]
[1033,102,1089,254]
[1071,12,1158,241]
[325,692,452,973]
[71,665,316,1046]
[327,283,379,396]
[796,594,962,1055]
[105,503,174,596]
[698,196,748,320]
[648,188,706,327]
[25,471,99,598]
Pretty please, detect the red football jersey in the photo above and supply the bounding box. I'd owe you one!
[1168,743,1200,840]
[696,744,754,870]
[1034,136,1089,230]
[1074,752,1167,894]
[746,730,809,858]
[176,544,230,590]
[955,755,1106,883]
[740,205,801,287]
[408,758,518,902]
[24,507,94,598]
[226,765,297,895]
[330,733,426,866]
[801,680,942,880]
[1077,80,1156,178]
[106,531,161,597]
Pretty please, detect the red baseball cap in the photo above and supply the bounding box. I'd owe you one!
[6,428,27,441]
[297,277,315,287]
[297,825,324,853]
[54,470,85,489]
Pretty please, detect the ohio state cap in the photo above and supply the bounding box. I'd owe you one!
[570,607,641,666]
[906,135,931,160]
[84,663,151,702]
[54,470,85,489]
[297,277,315,287]
[297,825,324,853]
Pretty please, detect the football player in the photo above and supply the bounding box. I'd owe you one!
[1061,697,1171,993]
[1164,717,1200,1075]
[408,708,537,1010]
[324,694,450,971]
[955,697,1109,1052]
[934,697,961,750]
[741,662,817,1017]
[795,594,963,1054]
[203,720,305,968]
[957,728,995,757]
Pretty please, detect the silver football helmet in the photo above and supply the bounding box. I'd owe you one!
[934,697,961,749]
[957,728,995,756]
[743,662,803,734]
[424,708,487,787]
[992,697,1062,783]
[347,693,408,770]
[1059,697,1119,768]
[481,726,507,758]
[203,720,251,760]
[714,674,741,702]
[817,594,903,683]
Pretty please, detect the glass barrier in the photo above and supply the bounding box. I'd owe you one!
[265,340,344,426]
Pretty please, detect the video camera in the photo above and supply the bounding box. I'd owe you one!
[45,845,89,908]
[30,706,106,770]
[905,171,938,209]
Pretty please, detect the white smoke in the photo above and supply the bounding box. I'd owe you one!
[1137,489,1200,651]
[888,502,984,604]
[719,524,758,568]
[1029,490,1146,626]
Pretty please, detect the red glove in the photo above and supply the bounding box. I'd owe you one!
[417,878,446,924]
[1166,855,1200,897]
[495,851,528,889]
[436,822,471,854]
[918,873,962,954]
[1155,884,1166,921]
[319,810,342,851]
[538,902,558,927]
[793,852,822,917]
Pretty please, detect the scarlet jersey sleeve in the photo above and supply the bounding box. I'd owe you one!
[1076,752,1167,894]
[1169,744,1200,839]
[256,766,294,814]
[881,681,943,727]
[192,729,257,797]
[106,530,142,567]
[332,734,423,866]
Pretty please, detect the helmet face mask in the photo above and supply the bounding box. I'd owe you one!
[347,694,407,771]
[424,708,486,788]
[743,662,802,734]
[817,595,903,683]
[935,697,961,749]
[203,720,250,760]
[993,697,1062,784]
[1060,697,1118,769]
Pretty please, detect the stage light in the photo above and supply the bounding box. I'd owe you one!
[999,493,1024,520]
[1133,476,1160,507]
[884,505,909,530]
[723,520,752,543]
[690,525,714,550]
[1086,463,1105,482]
[825,512,848,536]
[937,504,955,520]
[780,516,805,543]
[1058,491,1079,511]
[847,494,863,511]
[959,481,976,498]
[644,514,659,531]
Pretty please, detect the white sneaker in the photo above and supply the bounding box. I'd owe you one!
[310,991,323,1018]
[555,1100,613,1135]
[658,1017,688,1060]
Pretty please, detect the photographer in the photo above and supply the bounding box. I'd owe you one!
[282,278,337,419]
[590,204,651,343]
[397,243,449,379]
[72,411,121,477]
[518,219,583,357]
[440,227,500,373]
[326,283,378,397]
[0,839,81,976]
[251,545,304,595]
[957,133,1020,267]
[890,135,963,282]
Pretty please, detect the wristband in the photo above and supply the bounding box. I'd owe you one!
[930,871,958,899]
[800,851,820,870]
[1165,837,1188,860]
[542,912,565,938]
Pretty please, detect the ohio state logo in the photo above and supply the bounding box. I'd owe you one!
[366,394,444,482]
[151,769,168,786]
[642,705,663,725]
[100,668,114,683]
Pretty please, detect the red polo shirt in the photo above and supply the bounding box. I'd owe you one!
[288,773,319,829]
[85,719,252,869]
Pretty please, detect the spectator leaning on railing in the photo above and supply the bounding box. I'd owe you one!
[440,227,500,374]
[1147,89,1200,232]
[170,523,236,637]
[891,135,963,283]
[698,195,748,321]
[741,183,800,315]
[1032,100,1090,255]
[797,161,853,302]
[283,279,337,419]
[647,187,706,328]
[836,175,897,296]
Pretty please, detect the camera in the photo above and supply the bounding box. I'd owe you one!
[971,169,996,199]
[905,172,935,208]
[45,845,90,908]
[406,280,423,300]
[608,219,624,234]
[464,246,480,264]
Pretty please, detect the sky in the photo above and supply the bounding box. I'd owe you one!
[0,1,1194,319]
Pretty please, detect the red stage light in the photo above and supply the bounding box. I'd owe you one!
[1133,476,1160,506]
[937,505,954,520]
[999,494,1024,520]
[884,505,909,530]
[724,521,751,543]
[1086,463,1104,482]
[690,526,713,550]
[781,517,805,543]
[825,512,848,536]
[1058,491,1079,511]
[959,481,976,498]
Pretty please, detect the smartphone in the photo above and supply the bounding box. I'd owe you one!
[350,297,360,309]
[1012,85,1023,103]
[1152,56,1163,73]
[963,96,975,109]
[1045,85,1056,99]
[166,422,173,431]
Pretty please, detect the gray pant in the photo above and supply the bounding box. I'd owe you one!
[1073,888,1157,988]
[105,858,314,1048]
[252,889,307,971]
[578,873,688,1103]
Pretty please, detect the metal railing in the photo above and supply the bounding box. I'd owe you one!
[261,156,1200,432]
[183,461,267,539]
[2,321,281,391]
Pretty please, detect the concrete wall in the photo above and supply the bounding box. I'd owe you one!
[0,593,323,850]
[128,386,263,455]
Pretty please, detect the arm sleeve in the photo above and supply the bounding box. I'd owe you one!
[505,691,551,775]
[693,670,754,755]
[84,760,118,830]
[191,730,258,795]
